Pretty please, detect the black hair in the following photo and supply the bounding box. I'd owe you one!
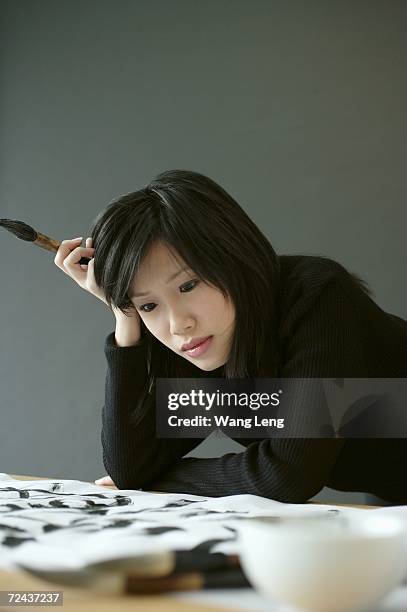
[90,169,281,381]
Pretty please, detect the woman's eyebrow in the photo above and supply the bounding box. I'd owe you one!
[131,266,191,298]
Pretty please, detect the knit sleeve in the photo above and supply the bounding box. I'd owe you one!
[143,278,368,502]
[101,332,206,490]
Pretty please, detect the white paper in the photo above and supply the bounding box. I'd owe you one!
[0,473,361,571]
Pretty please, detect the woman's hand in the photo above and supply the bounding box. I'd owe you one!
[94,475,115,486]
[54,237,142,337]
[54,236,109,305]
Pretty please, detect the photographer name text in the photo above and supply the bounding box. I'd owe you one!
[168,415,285,429]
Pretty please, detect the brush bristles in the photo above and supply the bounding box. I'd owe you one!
[0,219,37,241]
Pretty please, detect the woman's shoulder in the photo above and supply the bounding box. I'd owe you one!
[278,254,372,301]
[277,254,373,337]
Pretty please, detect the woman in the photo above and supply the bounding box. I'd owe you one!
[54,169,407,503]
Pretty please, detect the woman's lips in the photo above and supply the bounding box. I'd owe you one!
[184,336,213,357]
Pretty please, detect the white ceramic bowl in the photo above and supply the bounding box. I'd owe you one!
[237,513,407,612]
[372,506,407,553]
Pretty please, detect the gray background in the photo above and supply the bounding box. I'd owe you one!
[1,0,406,504]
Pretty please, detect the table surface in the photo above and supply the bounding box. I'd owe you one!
[0,474,377,612]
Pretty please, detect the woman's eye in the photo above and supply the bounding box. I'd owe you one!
[137,280,199,313]
[180,279,199,293]
[139,303,156,313]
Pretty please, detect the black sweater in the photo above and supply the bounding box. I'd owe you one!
[101,255,407,503]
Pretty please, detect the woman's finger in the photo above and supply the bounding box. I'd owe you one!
[95,475,115,486]
[80,238,93,271]
[63,245,94,268]
[54,237,83,271]
[62,247,95,284]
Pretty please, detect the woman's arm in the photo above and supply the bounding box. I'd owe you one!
[101,331,206,490]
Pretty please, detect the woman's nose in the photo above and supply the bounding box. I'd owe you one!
[169,311,194,335]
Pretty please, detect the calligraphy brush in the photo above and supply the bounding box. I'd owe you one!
[18,549,240,580]
[0,218,90,265]
[17,550,246,594]
[18,565,249,594]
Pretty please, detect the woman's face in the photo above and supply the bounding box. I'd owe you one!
[129,241,235,370]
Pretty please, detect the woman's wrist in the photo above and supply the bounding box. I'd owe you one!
[112,306,142,347]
